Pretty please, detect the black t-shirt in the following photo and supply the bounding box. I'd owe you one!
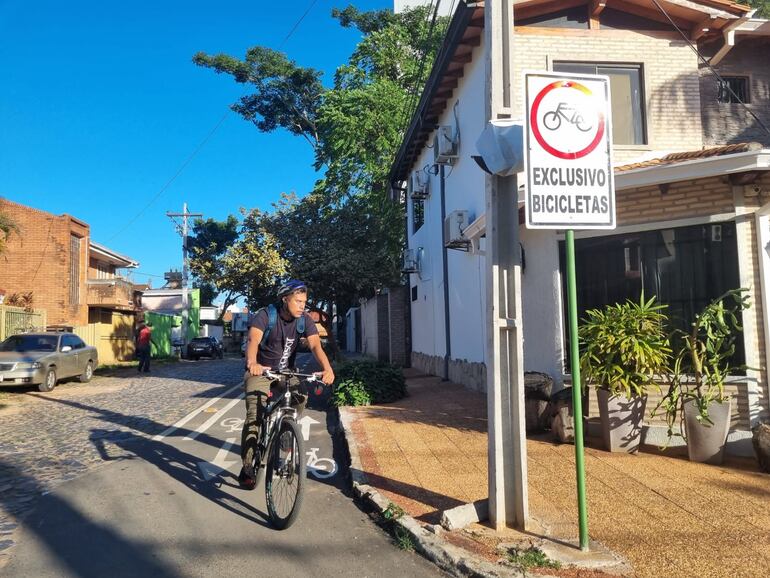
[248,307,319,370]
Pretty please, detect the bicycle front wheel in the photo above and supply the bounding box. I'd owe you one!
[265,419,305,530]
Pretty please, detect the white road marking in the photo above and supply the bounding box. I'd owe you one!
[297,414,320,441]
[197,437,238,481]
[220,417,244,433]
[183,393,244,441]
[152,383,243,440]
[306,447,338,479]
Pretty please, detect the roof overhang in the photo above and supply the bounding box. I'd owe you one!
[89,241,139,268]
[615,148,770,190]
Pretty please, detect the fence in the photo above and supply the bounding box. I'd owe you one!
[0,305,47,342]
[73,311,136,365]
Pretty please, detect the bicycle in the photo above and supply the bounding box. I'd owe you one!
[251,368,322,530]
[542,101,593,132]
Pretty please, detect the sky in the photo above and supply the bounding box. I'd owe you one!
[0,0,392,295]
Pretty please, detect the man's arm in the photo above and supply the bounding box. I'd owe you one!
[307,334,334,385]
[246,326,267,376]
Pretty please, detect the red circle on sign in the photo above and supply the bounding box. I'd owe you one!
[530,80,605,160]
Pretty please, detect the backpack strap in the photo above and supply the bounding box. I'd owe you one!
[259,305,278,347]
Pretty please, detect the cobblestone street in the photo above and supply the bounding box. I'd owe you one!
[0,358,244,567]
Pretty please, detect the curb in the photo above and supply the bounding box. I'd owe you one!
[338,408,554,578]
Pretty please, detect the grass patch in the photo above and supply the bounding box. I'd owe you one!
[506,547,561,570]
[393,525,416,551]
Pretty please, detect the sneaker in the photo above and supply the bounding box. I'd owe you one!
[238,466,257,490]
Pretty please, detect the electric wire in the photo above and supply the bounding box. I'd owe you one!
[107,0,323,243]
[649,0,770,137]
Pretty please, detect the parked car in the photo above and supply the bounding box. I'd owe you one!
[187,336,224,360]
[0,332,98,392]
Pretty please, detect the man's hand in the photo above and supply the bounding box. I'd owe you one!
[247,360,267,377]
[319,367,335,385]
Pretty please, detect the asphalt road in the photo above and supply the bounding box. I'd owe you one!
[1,355,445,578]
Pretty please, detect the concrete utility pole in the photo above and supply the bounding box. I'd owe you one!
[167,203,202,347]
[484,0,528,530]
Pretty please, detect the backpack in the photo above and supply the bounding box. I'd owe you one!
[259,304,305,347]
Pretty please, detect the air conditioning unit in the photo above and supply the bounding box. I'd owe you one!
[434,125,458,165]
[444,210,470,250]
[401,248,419,273]
[409,170,430,199]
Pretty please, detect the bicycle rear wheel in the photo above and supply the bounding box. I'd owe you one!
[265,419,305,529]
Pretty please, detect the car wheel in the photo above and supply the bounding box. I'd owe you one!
[79,361,94,383]
[39,368,57,392]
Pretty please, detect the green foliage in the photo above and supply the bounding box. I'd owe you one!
[747,0,770,18]
[0,203,20,255]
[655,288,751,436]
[506,547,561,570]
[193,6,448,315]
[331,359,407,406]
[383,502,405,521]
[579,294,671,398]
[393,525,416,551]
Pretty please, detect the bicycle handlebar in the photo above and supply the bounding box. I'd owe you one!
[262,369,321,382]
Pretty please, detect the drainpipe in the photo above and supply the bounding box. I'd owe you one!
[753,199,770,427]
[710,11,755,67]
[440,164,451,381]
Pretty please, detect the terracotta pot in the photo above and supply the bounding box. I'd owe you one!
[683,398,731,465]
[596,388,647,453]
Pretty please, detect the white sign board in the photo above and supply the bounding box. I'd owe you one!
[524,71,615,230]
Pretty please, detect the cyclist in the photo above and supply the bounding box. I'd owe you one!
[238,280,335,489]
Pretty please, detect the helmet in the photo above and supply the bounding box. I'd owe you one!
[277,279,307,298]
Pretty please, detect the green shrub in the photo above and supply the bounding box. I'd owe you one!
[506,547,561,570]
[331,359,407,406]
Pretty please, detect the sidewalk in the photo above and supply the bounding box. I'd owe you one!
[340,369,770,578]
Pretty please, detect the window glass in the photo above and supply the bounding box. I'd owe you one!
[412,198,425,233]
[559,221,744,368]
[553,62,646,145]
[61,334,77,350]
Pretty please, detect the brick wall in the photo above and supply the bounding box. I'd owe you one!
[700,37,770,147]
[0,199,89,326]
[513,28,704,163]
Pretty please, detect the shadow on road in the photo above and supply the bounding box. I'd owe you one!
[0,458,182,578]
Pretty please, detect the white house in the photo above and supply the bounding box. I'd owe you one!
[389,0,770,454]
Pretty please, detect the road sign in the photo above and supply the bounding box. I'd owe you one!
[524,71,615,230]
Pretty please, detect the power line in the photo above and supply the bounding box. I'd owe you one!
[106,111,229,243]
[279,0,322,49]
[649,0,770,138]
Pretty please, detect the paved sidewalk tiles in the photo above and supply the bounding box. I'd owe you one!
[342,370,770,578]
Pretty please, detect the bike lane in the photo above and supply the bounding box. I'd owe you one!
[2,355,445,577]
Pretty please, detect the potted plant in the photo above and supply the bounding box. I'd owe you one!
[655,288,750,465]
[580,294,671,453]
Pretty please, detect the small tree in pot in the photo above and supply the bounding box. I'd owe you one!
[580,294,671,453]
[655,288,750,465]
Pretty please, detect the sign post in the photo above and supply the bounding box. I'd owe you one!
[524,71,615,551]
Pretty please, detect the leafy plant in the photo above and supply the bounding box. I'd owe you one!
[655,288,750,436]
[383,502,405,521]
[579,294,671,398]
[331,359,407,406]
[506,547,561,570]
[393,525,416,551]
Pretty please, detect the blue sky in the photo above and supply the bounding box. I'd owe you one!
[0,0,391,293]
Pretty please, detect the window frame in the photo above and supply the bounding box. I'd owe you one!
[552,61,648,146]
[717,76,750,104]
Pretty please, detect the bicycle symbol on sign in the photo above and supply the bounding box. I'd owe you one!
[543,102,593,132]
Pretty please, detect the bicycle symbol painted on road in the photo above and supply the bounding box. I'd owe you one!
[306,447,337,479]
[220,417,244,433]
[542,102,593,132]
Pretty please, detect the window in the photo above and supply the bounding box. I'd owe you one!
[717,77,750,104]
[553,62,646,145]
[70,235,81,305]
[412,198,425,233]
[411,286,418,302]
[559,221,744,366]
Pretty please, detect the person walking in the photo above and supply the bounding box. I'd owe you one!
[136,321,153,373]
[238,280,334,489]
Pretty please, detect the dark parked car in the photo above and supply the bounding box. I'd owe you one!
[186,337,224,360]
[0,332,98,392]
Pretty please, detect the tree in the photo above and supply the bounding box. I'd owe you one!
[187,214,286,316]
[748,0,769,18]
[193,5,448,335]
[0,204,20,255]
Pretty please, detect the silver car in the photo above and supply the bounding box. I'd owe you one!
[0,332,98,392]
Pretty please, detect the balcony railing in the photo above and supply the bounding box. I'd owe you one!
[86,278,140,311]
